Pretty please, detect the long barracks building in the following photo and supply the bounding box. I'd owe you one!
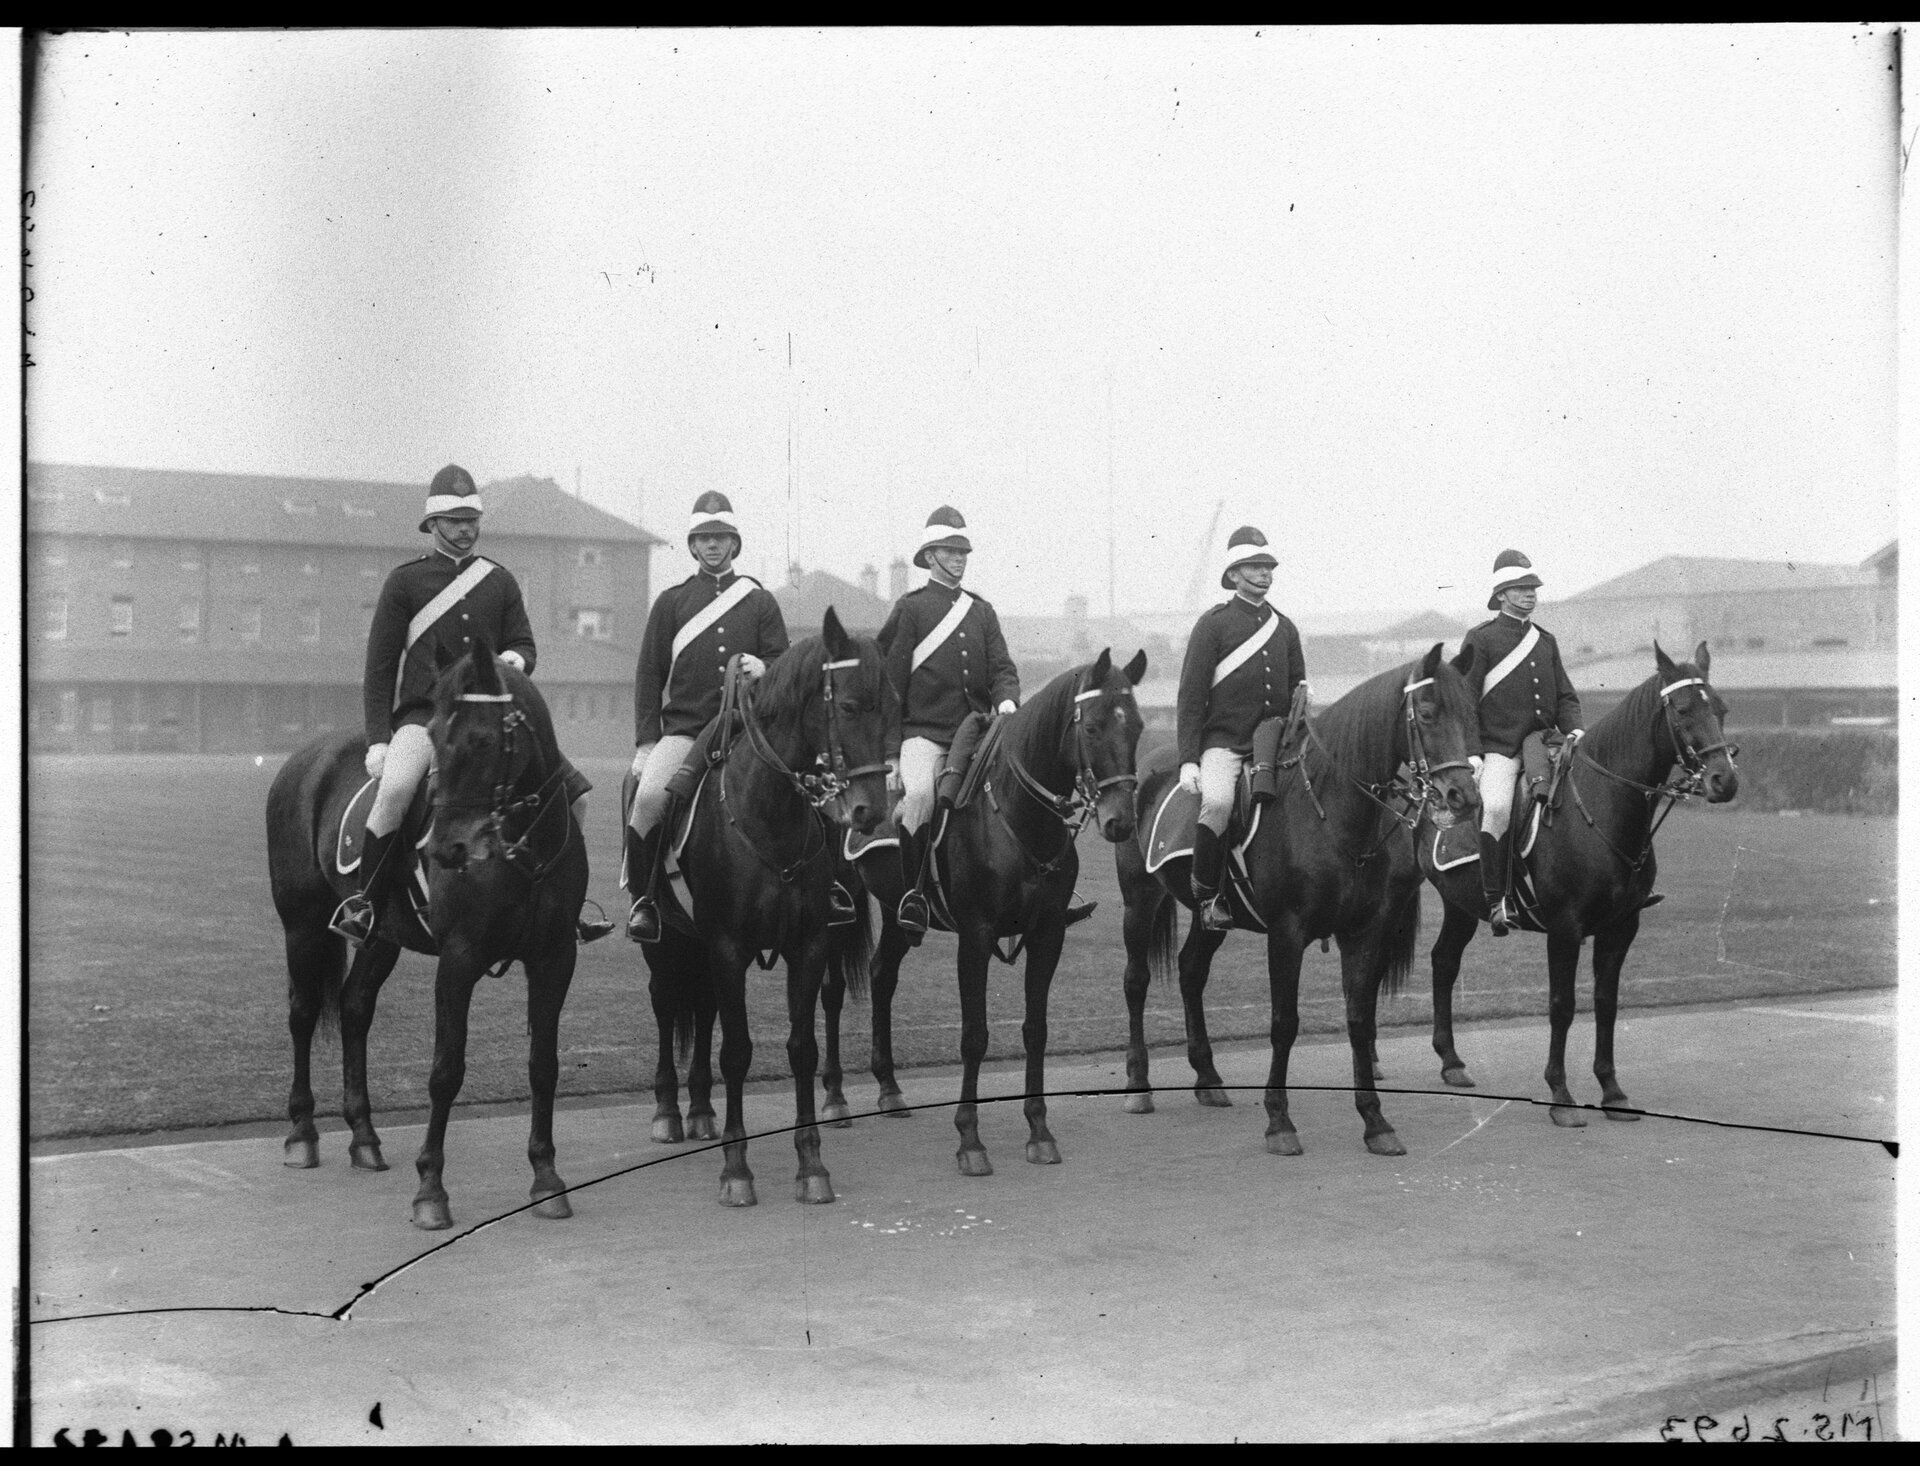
[27,462,663,757]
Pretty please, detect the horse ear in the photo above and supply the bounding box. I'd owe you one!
[1450,641,1476,677]
[1124,648,1148,685]
[822,605,851,658]
[1090,647,1112,685]
[1654,640,1678,682]
[1692,640,1711,678]
[471,633,500,693]
[1421,642,1444,678]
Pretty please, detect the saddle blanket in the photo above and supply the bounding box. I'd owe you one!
[1426,801,1542,873]
[845,818,902,861]
[1141,779,1261,875]
[334,777,431,874]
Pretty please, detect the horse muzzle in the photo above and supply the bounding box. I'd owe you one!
[1701,755,1740,803]
[1097,787,1136,844]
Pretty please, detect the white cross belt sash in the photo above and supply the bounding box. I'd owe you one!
[396,557,496,706]
[1211,611,1278,688]
[911,591,976,673]
[1479,624,1540,699]
[670,578,757,664]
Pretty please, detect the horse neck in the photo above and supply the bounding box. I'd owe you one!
[1590,684,1673,790]
[1306,693,1405,831]
[1006,698,1077,797]
[733,705,816,833]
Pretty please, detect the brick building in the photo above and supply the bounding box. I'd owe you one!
[27,462,661,756]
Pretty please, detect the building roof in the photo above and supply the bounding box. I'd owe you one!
[25,462,663,548]
[1001,613,1150,659]
[1560,555,1877,602]
[773,569,893,637]
[1864,540,1898,576]
[1373,609,1466,640]
[31,633,639,688]
[1569,648,1896,694]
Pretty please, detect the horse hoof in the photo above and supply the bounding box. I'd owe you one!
[956,1148,994,1177]
[1026,1140,1062,1166]
[1603,1104,1641,1122]
[1195,1087,1234,1108]
[349,1142,388,1172]
[651,1114,685,1144]
[1122,1091,1155,1115]
[282,1138,319,1169]
[1372,1065,1386,1082]
[411,1198,454,1231]
[530,1189,574,1220]
[1550,1105,1588,1129]
[1265,1130,1304,1156]
[686,1114,720,1142]
[1365,1131,1407,1157]
[718,1176,758,1208]
[821,1099,853,1129]
[794,1174,836,1204]
[877,1090,912,1117]
[1441,1067,1476,1089]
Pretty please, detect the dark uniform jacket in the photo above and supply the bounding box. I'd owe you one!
[1176,596,1307,765]
[634,569,789,744]
[1461,612,1583,757]
[878,581,1020,745]
[365,551,537,744]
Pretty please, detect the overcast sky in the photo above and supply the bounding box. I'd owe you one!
[24,25,1899,625]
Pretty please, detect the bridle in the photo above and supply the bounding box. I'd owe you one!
[433,690,571,884]
[989,677,1139,874]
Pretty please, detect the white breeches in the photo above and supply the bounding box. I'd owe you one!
[1477,751,1521,838]
[896,735,948,835]
[367,723,434,837]
[1198,747,1245,834]
[626,735,697,837]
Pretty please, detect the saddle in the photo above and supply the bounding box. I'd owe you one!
[619,762,715,939]
[335,775,435,940]
[1139,770,1267,933]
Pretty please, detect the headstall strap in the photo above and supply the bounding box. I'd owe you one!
[459,692,514,703]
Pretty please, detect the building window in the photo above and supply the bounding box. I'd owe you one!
[93,487,132,507]
[179,601,202,642]
[111,543,135,570]
[572,608,610,640]
[342,501,378,519]
[299,603,321,643]
[42,596,67,640]
[90,697,113,733]
[566,692,579,721]
[238,603,263,643]
[39,543,66,567]
[1812,636,1849,648]
[360,564,381,580]
[110,596,134,638]
[282,498,318,516]
[301,560,319,578]
[57,690,78,732]
[577,545,604,568]
[359,601,377,636]
[180,544,202,571]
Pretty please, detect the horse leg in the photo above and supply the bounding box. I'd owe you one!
[819,964,852,1128]
[1179,922,1232,1106]
[1341,934,1405,1156]
[1431,900,1479,1088]
[282,921,341,1168]
[786,937,835,1204]
[1119,873,1163,1115]
[339,939,401,1172]
[1543,930,1588,1127]
[870,916,914,1116]
[410,955,483,1230]
[1592,909,1642,1119]
[524,948,577,1219]
[1262,928,1307,1155]
[647,959,684,1144]
[1021,922,1068,1164]
[685,1000,720,1142]
[711,944,757,1207]
[953,930,995,1176]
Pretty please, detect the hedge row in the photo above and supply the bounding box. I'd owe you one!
[1715,728,1897,815]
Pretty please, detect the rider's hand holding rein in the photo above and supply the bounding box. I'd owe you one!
[365,743,388,780]
[738,653,767,680]
[1179,761,1202,795]
[997,699,1017,715]
[499,649,526,673]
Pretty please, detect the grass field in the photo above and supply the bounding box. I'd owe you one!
[27,754,1899,1140]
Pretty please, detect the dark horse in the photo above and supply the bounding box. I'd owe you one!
[1116,644,1481,1155]
[1418,642,1738,1123]
[829,649,1147,1175]
[644,609,894,1206]
[267,637,587,1229]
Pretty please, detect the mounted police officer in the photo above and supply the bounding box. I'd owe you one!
[1461,549,1584,936]
[1175,525,1307,933]
[623,490,791,943]
[332,465,611,947]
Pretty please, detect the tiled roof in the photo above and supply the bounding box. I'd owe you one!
[773,570,893,637]
[1569,648,1896,694]
[1560,555,1878,602]
[25,462,663,548]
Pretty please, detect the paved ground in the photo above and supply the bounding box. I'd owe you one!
[26,992,1896,1443]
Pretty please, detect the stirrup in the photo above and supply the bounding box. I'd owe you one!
[1488,897,1513,938]
[828,882,858,926]
[329,894,376,948]
[576,901,616,944]
[1063,897,1097,928]
[896,889,931,937]
[1197,892,1233,933]
[626,897,663,945]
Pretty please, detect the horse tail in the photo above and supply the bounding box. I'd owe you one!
[828,879,872,1004]
[1148,884,1179,985]
[1371,873,1422,1002]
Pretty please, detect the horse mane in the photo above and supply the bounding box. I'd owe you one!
[1004,664,1086,768]
[1313,653,1472,778]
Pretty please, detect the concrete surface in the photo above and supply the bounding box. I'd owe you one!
[26,992,1896,1443]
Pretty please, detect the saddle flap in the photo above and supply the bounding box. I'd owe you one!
[1428,820,1480,872]
[949,712,1003,811]
[845,816,902,862]
[335,775,432,875]
[1143,781,1200,874]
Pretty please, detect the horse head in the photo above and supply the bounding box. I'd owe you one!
[801,606,893,834]
[427,633,534,871]
[1402,640,1481,824]
[1068,647,1149,842]
[1654,641,1738,803]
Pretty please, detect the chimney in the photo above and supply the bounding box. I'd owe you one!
[858,563,879,599]
[788,562,804,588]
[1065,593,1089,620]
[889,556,909,600]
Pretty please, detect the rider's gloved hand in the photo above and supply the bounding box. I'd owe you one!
[498,650,526,673]
[1468,755,1485,775]
[630,744,652,780]
[886,758,902,798]
[738,654,767,680]
[997,699,1017,715]
[1179,761,1201,795]
[365,743,388,780]
[1565,728,1585,747]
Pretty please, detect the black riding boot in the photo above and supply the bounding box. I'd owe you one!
[1480,830,1513,937]
[896,825,934,943]
[330,829,398,948]
[1192,825,1232,933]
[625,822,666,944]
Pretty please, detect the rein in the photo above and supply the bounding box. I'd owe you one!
[434,691,573,886]
[987,680,1137,879]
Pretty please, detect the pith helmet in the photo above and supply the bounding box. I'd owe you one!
[1219,525,1278,590]
[1487,548,1544,610]
[419,464,483,533]
[688,491,742,556]
[913,505,973,570]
